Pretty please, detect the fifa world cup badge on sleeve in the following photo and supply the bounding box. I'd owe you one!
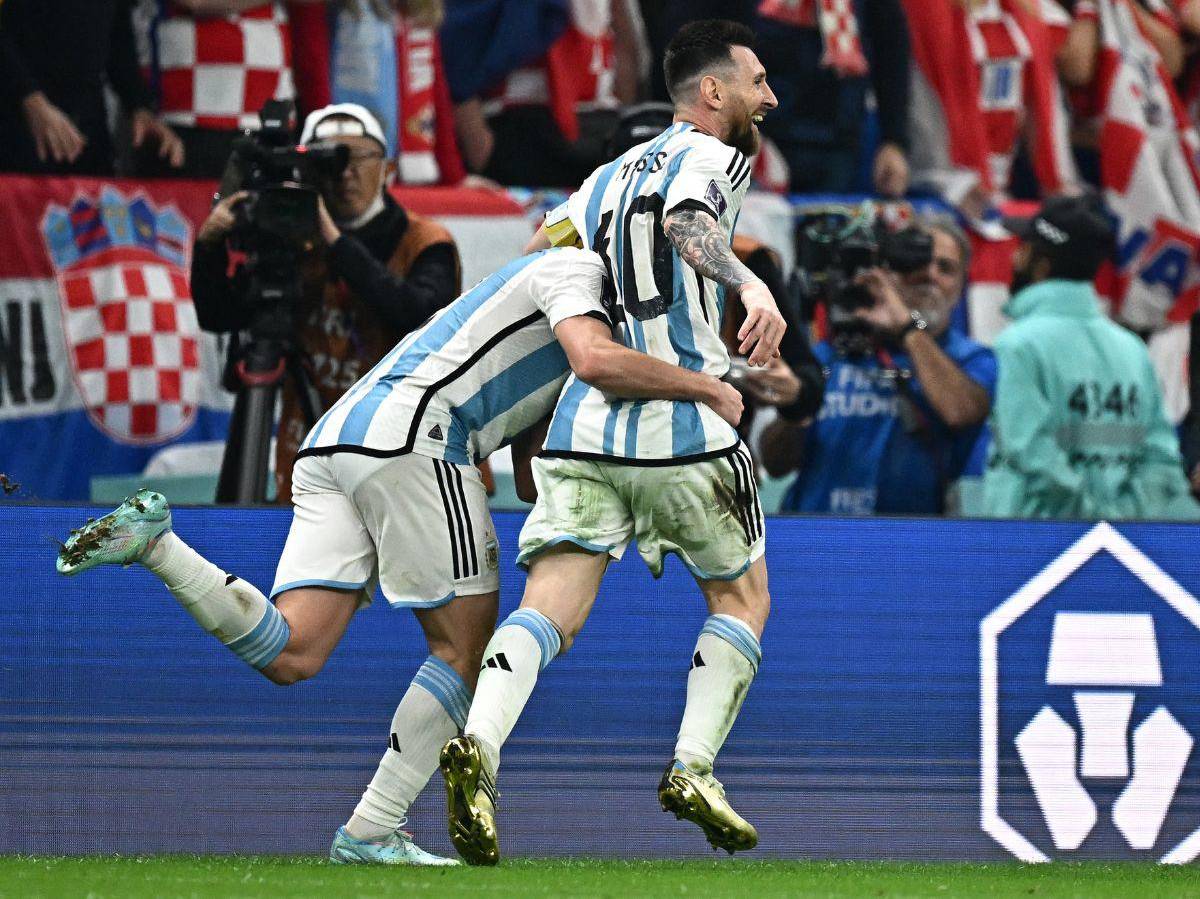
[704,180,728,217]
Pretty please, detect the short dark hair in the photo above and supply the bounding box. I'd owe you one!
[663,19,756,101]
[1036,244,1108,283]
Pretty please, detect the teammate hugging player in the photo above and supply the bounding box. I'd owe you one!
[55,248,742,866]
[439,20,784,865]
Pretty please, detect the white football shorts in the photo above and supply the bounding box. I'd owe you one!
[516,444,765,581]
[272,452,499,609]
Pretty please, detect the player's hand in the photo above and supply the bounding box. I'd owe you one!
[197,190,249,245]
[736,280,786,367]
[739,356,801,407]
[704,377,744,428]
[131,109,185,169]
[22,92,86,164]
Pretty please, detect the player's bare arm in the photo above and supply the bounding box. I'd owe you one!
[524,225,552,254]
[663,207,758,288]
[662,207,785,367]
[554,316,743,427]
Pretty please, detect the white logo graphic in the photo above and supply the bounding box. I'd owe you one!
[981,522,1200,863]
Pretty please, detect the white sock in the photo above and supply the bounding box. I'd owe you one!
[346,655,470,841]
[464,609,561,774]
[675,614,762,774]
[144,532,289,670]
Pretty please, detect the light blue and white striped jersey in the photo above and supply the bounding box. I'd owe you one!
[540,123,751,464]
[297,248,609,466]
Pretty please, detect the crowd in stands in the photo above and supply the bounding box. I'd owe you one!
[10,0,1194,195]
[3,0,1200,519]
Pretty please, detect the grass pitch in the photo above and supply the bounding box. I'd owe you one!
[2,857,1199,898]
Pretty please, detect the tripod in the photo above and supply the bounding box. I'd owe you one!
[215,277,320,504]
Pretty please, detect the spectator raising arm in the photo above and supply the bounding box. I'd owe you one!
[865,0,911,197]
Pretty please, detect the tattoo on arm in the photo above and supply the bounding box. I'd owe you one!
[663,208,757,289]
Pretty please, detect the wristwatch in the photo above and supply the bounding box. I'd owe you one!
[898,310,928,340]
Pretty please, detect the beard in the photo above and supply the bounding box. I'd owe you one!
[728,116,760,156]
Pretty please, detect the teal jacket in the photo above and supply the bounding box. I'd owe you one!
[982,280,1200,520]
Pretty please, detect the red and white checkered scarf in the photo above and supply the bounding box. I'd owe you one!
[757,0,870,77]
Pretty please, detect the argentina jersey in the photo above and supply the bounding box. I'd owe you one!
[540,122,751,463]
[297,248,610,466]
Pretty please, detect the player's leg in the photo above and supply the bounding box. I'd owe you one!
[463,542,608,766]
[331,454,498,866]
[55,477,366,680]
[261,586,360,685]
[675,556,768,775]
[338,591,497,858]
[621,444,768,852]
[440,457,630,865]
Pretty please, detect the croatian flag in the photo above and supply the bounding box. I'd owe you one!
[1094,0,1200,326]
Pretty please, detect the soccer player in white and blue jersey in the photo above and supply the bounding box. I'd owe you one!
[440,20,786,865]
[55,247,742,866]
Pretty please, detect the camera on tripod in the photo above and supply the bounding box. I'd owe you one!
[795,204,933,342]
[213,99,350,505]
[219,99,350,309]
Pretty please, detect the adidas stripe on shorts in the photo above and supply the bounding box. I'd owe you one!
[271,452,498,608]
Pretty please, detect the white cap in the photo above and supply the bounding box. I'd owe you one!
[300,103,388,151]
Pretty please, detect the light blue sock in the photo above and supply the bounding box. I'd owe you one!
[412,654,471,729]
[225,601,291,670]
[498,608,562,670]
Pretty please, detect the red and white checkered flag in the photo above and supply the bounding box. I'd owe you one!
[757,0,869,77]
[817,0,869,78]
[42,188,202,445]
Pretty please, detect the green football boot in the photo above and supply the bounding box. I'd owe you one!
[56,488,172,576]
[658,759,759,853]
[439,734,500,866]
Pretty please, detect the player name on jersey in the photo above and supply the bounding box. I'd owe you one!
[541,123,750,464]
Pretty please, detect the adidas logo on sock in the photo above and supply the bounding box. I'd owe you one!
[482,652,512,672]
[691,651,706,670]
[389,733,401,753]
[428,424,444,440]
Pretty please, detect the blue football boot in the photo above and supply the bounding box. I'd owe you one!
[56,488,172,576]
[329,824,460,866]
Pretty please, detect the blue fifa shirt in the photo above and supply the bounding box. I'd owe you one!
[782,330,998,515]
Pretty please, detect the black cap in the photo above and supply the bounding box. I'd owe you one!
[1003,194,1115,280]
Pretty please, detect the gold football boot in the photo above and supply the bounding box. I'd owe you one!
[439,735,500,866]
[658,760,758,853]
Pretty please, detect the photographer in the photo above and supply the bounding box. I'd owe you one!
[761,216,996,515]
[192,103,461,501]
